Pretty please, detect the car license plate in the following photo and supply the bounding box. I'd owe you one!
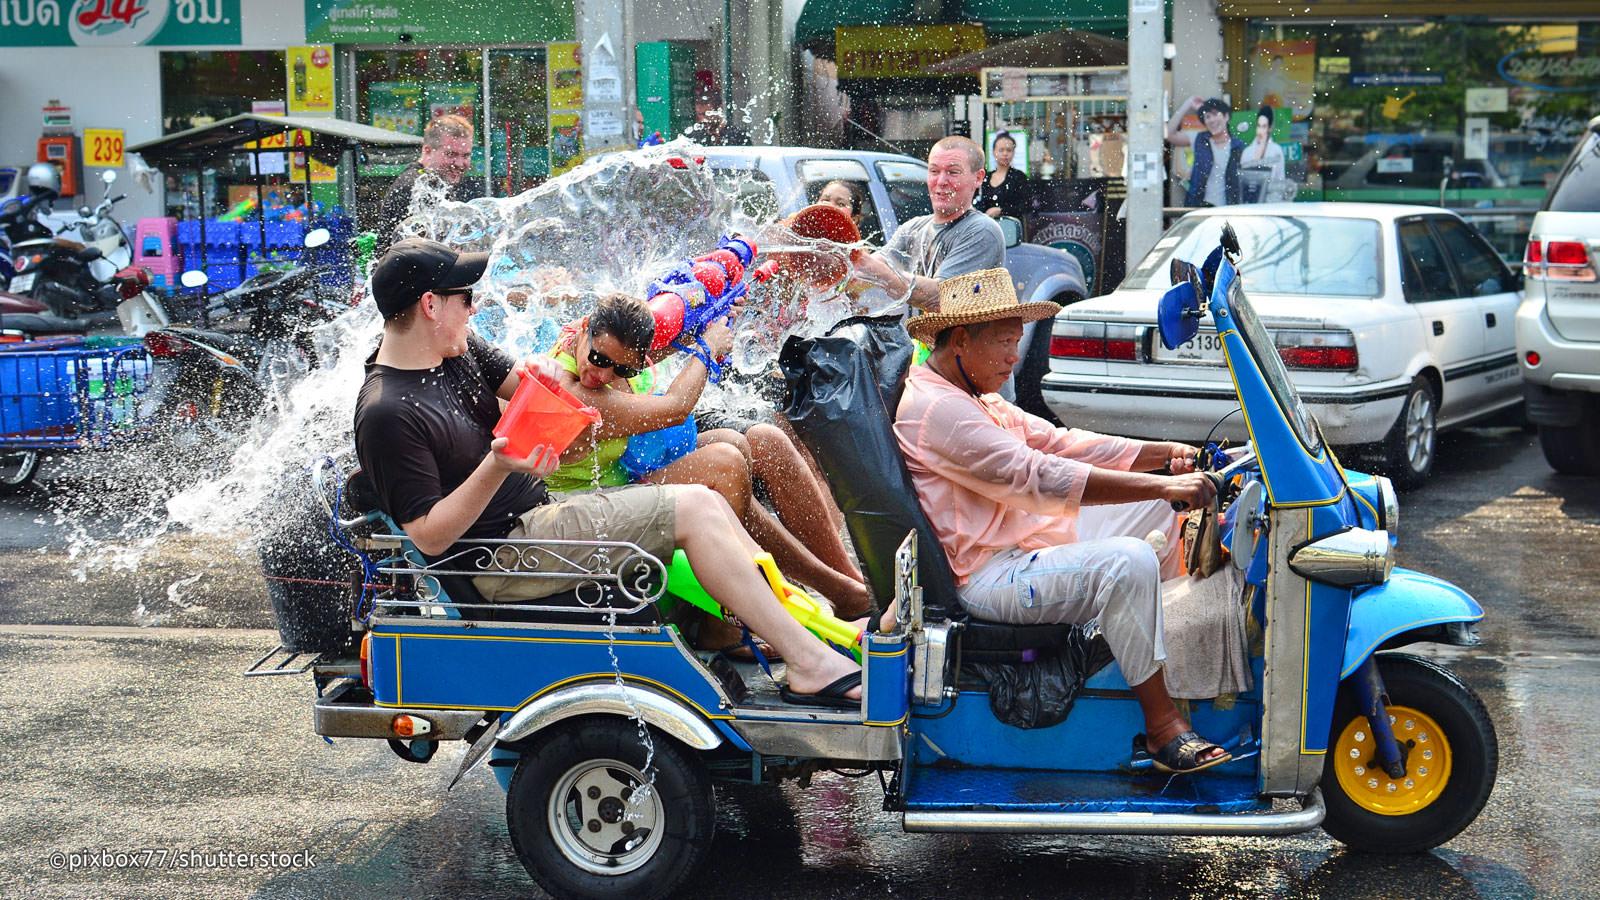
[8,272,36,294]
[1153,329,1226,365]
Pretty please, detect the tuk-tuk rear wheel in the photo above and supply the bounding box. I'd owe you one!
[506,716,714,900]
[1320,653,1497,853]
[0,452,39,494]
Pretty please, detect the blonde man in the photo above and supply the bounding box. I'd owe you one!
[377,113,482,253]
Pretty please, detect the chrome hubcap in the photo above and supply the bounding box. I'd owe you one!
[1404,391,1436,473]
[0,452,37,486]
[547,758,662,875]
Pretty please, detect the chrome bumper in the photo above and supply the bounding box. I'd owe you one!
[314,681,485,741]
[901,788,1325,836]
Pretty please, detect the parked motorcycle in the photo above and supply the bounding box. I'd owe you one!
[4,169,168,336]
[140,228,343,434]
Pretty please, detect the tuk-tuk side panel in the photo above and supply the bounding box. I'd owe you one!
[909,691,1259,774]
[367,623,731,720]
[900,766,1269,815]
[1341,568,1483,679]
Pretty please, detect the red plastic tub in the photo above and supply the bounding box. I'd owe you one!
[493,373,601,460]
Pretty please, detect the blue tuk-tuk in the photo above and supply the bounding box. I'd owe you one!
[261,229,1495,899]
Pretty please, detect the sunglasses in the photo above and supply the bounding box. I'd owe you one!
[585,332,642,380]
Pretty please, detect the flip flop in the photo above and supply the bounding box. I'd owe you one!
[711,641,782,664]
[778,671,862,710]
[1135,731,1233,774]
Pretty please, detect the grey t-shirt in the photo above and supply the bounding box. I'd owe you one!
[883,209,1007,285]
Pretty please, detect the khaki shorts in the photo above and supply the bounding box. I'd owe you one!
[474,484,679,602]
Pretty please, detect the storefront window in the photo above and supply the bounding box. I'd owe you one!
[158,51,293,220]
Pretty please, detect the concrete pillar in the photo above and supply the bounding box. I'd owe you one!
[1125,0,1167,266]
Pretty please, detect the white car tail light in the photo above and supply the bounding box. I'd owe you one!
[1274,329,1358,370]
[1525,238,1596,282]
[1051,322,1139,360]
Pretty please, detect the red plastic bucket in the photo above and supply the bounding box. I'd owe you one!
[493,373,601,459]
[774,203,862,289]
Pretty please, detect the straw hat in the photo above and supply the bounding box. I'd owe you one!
[906,268,1059,345]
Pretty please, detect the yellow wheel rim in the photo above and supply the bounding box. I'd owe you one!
[1333,705,1452,816]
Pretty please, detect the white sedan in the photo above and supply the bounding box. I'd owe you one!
[1041,203,1523,486]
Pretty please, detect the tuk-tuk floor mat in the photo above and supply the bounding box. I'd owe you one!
[901,766,1267,814]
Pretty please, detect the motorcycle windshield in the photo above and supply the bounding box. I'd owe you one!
[1221,268,1323,455]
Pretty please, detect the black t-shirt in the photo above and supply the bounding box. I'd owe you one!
[374,161,482,255]
[354,334,548,542]
[976,168,1031,218]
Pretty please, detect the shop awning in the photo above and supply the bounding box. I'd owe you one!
[925,29,1128,73]
[796,0,1130,58]
[129,114,422,167]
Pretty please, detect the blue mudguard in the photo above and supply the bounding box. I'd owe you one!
[1341,567,1484,679]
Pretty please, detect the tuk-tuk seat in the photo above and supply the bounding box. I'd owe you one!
[344,470,659,626]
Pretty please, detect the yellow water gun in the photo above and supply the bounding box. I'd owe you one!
[753,552,863,658]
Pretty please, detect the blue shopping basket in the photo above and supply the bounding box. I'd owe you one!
[0,338,154,451]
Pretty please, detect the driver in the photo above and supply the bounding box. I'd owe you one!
[352,238,863,707]
[893,269,1231,773]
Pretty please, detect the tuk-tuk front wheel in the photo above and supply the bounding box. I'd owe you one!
[1320,653,1497,853]
[506,717,714,900]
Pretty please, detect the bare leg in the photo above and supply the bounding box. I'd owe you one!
[671,485,859,698]
[774,416,846,532]
[1131,670,1225,762]
[649,440,871,617]
[743,424,864,583]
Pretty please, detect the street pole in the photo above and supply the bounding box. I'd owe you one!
[722,0,733,127]
[1126,0,1166,269]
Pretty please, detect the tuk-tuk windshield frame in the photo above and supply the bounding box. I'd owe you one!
[1226,274,1324,454]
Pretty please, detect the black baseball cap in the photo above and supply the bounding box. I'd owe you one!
[1198,97,1232,118]
[371,238,489,319]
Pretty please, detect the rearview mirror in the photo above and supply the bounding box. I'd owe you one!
[303,227,331,249]
[179,270,209,289]
[1156,281,1201,350]
[997,216,1023,249]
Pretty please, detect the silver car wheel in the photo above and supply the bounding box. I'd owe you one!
[547,757,663,876]
[0,451,39,492]
[1405,390,1437,474]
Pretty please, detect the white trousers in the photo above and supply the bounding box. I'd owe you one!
[956,499,1180,686]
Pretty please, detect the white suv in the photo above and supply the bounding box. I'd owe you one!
[1516,115,1600,475]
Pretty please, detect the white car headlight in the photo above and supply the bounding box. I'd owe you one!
[1289,528,1393,587]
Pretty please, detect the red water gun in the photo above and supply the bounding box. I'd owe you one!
[645,235,778,381]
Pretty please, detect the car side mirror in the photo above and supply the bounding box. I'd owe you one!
[998,216,1023,249]
[180,270,209,289]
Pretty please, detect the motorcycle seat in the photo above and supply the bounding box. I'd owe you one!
[960,618,1079,653]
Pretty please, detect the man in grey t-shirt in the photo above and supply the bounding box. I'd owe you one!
[853,135,1005,316]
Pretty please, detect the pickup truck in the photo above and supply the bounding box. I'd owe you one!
[701,146,1087,418]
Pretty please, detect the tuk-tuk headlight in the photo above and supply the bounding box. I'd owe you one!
[1376,475,1399,533]
[1288,528,1393,588]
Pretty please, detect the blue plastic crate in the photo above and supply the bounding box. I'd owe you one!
[0,346,76,438]
[266,221,305,249]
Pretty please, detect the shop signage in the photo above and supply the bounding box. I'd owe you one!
[286,45,335,115]
[1349,73,1444,87]
[83,127,124,167]
[0,0,241,46]
[1497,39,1600,94]
[304,0,575,45]
[835,24,985,80]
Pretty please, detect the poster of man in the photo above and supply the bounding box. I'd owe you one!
[1249,40,1316,120]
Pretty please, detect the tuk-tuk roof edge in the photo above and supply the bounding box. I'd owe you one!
[128,114,423,166]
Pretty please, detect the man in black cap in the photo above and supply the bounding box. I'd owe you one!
[1165,96,1244,207]
[353,239,865,707]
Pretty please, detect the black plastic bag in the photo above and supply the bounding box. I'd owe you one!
[964,629,1114,729]
[779,316,961,614]
[257,470,359,653]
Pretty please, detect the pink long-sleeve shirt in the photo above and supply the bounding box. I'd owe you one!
[894,365,1142,584]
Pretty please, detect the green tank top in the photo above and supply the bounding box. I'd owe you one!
[543,350,654,494]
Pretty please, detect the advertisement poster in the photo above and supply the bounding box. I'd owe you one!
[1,0,241,46]
[1249,39,1316,119]
[835,24,985,80]
[1032,211,1104,296]
[286,46,336,115]
[367,82,422,135]
[247,101,288,176]
[547,42,583,175]
[426,83,478,123]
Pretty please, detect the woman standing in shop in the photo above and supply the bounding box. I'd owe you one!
[976,131,1030,219]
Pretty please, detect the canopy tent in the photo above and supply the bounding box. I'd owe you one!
[129,114,421,167]
[925,29,1128,73]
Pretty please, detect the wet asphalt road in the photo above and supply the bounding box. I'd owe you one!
[1,425,1597,899]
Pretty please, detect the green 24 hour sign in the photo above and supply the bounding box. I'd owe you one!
[0,0,241,46]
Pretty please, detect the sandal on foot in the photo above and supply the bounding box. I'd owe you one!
[712,641,782,664]
[778,671,862,709]
[1136,731,1232,774]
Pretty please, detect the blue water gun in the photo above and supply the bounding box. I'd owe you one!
[644,235,777,382]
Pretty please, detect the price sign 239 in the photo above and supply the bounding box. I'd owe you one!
[84,129,125,168]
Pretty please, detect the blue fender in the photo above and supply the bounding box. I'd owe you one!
[1341,567,1484,679]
